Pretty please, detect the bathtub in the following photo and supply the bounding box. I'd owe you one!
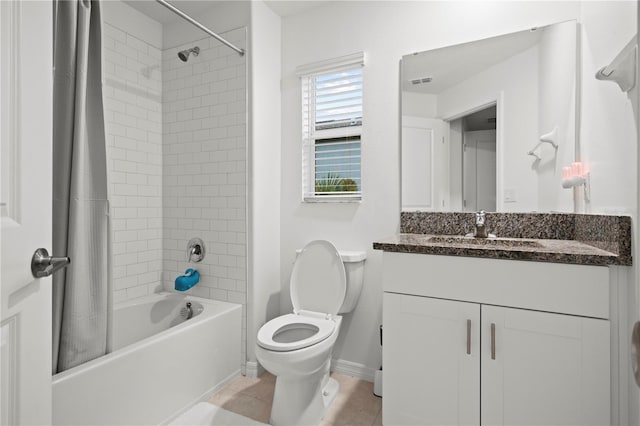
[52,292,242,425]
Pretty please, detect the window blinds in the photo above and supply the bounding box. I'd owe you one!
[300,53,364,201]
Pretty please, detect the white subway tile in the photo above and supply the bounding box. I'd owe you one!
[126,285,149,300]
[227,291,245,304]
[114,184,138,196]
[104,24,126,43]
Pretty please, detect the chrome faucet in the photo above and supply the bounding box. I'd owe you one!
[473,210,489,238]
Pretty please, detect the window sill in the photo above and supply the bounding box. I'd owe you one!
[303,196,362,203]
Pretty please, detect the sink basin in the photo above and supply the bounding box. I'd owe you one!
[427,235,543,249]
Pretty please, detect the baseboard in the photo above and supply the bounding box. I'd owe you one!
[331,358,376,383]
[245,360,265,378]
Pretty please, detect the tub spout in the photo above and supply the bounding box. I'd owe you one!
[175,268,200,291]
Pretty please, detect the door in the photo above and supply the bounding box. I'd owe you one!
[1,1,53,425]
[463,130,496,211]
[401,117,446,210]
[383,293,480,425]
[481,305,610,426]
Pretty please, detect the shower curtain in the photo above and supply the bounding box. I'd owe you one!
[52,0,110,374]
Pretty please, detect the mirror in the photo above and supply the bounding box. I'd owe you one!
[401,20,577,212]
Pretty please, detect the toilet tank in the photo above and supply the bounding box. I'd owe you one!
[294,248,366,314]
[337,251,366,314]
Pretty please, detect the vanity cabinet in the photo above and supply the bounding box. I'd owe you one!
[382,252,611,426]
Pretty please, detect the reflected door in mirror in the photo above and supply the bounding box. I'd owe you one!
[401,117,446,211]
[463,130,496,211]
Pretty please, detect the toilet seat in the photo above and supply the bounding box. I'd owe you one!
[257,313,336,352]
[257,241,345,353]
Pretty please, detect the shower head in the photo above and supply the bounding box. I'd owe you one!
[178,46,200,62]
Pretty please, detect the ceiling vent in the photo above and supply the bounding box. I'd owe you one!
[410,77,433,85]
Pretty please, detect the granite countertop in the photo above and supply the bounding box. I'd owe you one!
[373,212,632,266]
[373,233,623,266]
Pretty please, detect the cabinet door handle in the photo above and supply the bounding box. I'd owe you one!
[466,319,471,355]
[491,323,496,360]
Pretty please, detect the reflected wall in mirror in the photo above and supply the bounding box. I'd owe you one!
[401,20,577,213]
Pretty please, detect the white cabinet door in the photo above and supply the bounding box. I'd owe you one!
[481,305,610,426]
[383,293,480,425]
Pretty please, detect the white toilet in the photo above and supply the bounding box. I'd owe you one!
[255,240,366,426]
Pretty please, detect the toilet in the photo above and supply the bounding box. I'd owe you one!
[255,240,366,426]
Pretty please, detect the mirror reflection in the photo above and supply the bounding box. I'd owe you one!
[401,20,577,212]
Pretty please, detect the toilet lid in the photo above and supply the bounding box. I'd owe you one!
[256,313,336,352]
[290,240,346,316]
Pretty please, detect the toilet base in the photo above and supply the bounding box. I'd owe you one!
[322,376,339,408]
[269,369,340,426]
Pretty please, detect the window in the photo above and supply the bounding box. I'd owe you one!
[299,53,364,201]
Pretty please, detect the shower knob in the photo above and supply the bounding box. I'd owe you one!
[186,238,205,263]
[31,248,70,278]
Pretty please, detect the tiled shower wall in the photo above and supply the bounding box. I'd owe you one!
[102,23,164,303]
[102,18,248,370]
[161,29,248,369]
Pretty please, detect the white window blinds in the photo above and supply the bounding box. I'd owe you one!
[299,53,364,201]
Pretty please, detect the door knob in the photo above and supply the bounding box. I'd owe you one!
[31,248,70,278]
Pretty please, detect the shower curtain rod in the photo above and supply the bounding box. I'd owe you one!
[155,0,245,56]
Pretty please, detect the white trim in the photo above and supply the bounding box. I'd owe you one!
[0,0,20,224]
[330,358,377,383]
[1,317,18,426]
[442,99,497,123]
[495,92,505,212]
[610,265,630,426]
[296,52,365,77]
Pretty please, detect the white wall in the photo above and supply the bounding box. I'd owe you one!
[576,2,638,425]
[280,0,637,384]
[247,1,282,376]
[580,2,637,215]
[402,92,437,118]
[537,21,577,213]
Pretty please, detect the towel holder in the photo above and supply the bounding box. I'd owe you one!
[595,35,637,93]
[527,126,558,159]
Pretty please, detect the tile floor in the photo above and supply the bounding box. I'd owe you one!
[207,372,382,426]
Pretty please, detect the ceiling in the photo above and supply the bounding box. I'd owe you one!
[264,1,328,17]
[123,0,326,24]
[402,26,543,94]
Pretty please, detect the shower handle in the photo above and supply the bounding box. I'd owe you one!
[31,248,70,278]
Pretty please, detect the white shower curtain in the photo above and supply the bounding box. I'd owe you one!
[52,0,110,374]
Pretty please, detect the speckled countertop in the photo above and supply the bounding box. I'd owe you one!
[373,212,632,266]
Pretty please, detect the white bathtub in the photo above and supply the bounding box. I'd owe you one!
[52,292,242,425]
